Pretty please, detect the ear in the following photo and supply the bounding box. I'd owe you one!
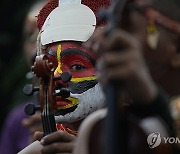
[170,53,180,68]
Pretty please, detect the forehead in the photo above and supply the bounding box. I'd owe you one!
[47,42,97,60]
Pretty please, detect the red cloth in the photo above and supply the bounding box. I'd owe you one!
[56,123,78,136]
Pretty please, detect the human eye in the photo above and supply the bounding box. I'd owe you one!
[70,64,86,71]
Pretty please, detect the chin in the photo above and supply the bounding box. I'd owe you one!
[55,83,106,123]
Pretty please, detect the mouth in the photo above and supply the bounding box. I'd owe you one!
[55,105,78,116]
[55,97,79,115]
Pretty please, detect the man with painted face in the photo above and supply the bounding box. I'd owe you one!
[18,0,110,153]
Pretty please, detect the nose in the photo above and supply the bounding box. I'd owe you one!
[53,72,72,87]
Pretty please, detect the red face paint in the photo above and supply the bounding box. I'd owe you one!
[45,42,98,111]
[46,42,97,79]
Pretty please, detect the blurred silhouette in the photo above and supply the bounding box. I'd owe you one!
[0,1,46,153]
[73,0,180,154]
[0,0,37,133]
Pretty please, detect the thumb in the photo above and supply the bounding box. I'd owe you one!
[34,131,44,141]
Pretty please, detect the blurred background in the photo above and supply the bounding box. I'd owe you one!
[0,0,38,132]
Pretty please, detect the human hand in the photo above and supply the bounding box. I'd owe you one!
[35,130,76,154]
[22,111,43,143]
[84,28,157,104]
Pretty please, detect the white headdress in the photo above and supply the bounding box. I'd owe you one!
[41,0,96,45]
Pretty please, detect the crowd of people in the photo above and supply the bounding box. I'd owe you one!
[0,0,180,154]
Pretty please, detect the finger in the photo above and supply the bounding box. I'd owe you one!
[103,50,136,67]
[99,63,135,85]
[41,142,74,154]
[103,29,140,52]
[22,112,41,127]
[22,118,31,127]
[41,131,75,145]
[83,28,105,49]
[29,124,43,134]
[34,131,44,141]
[83,28,106,55]
[96,50,136,77]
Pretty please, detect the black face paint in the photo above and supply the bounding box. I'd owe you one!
[69,80,98,94]
[61,48,96,67]
[47,48,57,58]
[55,105,78,115]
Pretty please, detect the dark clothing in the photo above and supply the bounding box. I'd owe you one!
[128,88,180,154]
[129,88,173,135]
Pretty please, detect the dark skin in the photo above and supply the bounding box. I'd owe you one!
[85,27,157,104]
[33,119,80,154]
[32,42,98,153]
[32,8,179,154]
[22,112,43,143]
[33,11,155,154]
[33,40,98,153]
[73,5,180,154]
[34,131,75,154]
[85,10,180,102]
[121,10,180,96]
[36,12,156,153]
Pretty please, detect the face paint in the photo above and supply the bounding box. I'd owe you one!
[46,42,105,123]
[55,83,105,123]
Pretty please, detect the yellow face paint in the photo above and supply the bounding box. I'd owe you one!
[54,44,62,75]
[57,97,79,109]
[71,76,97,83]
[53,44,97,84]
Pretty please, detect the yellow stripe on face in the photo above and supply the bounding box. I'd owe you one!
[53,44,97,83]
[57,97,79,109]
[54,44,62,75]
[71,76,97,83]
